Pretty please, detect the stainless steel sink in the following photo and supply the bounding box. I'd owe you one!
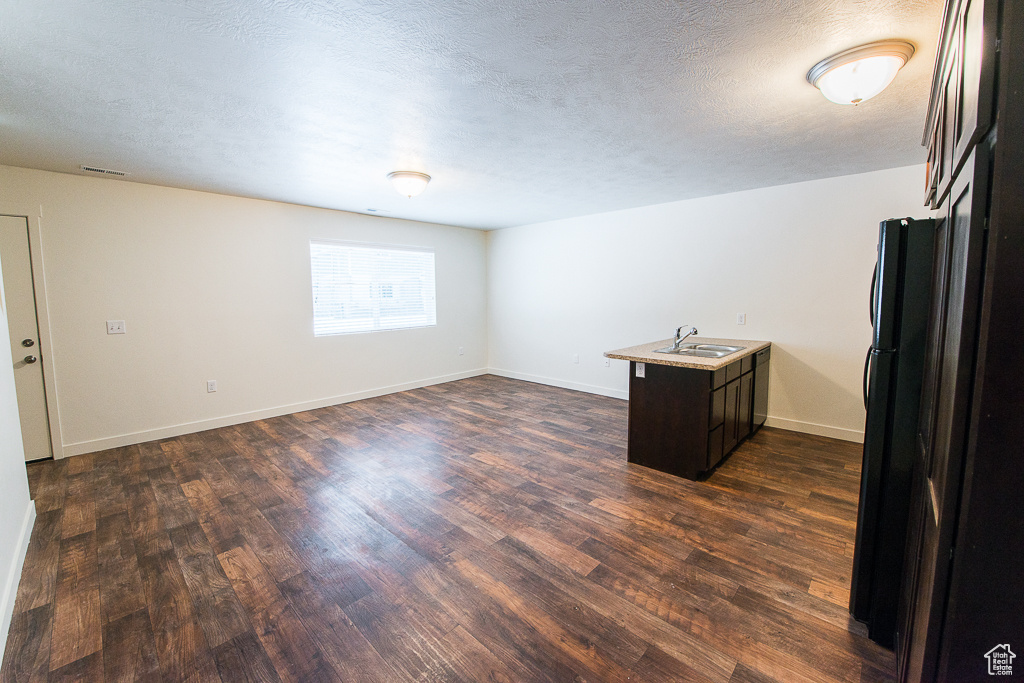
[653,343,745,358]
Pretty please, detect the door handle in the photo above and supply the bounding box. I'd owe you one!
[21,339,34,347]
[24,355,37,364]
[869,264,878,326]
[863,349,872,409]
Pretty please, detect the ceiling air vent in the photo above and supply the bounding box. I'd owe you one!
[80,165,127,177]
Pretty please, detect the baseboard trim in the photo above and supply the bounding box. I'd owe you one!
[765,416,864,443]
[61,369,489,457]
[60,368,863,455]
[0,498,36,667]
[486,368,629,401]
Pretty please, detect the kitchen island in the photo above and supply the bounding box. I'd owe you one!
[606,337,771,480]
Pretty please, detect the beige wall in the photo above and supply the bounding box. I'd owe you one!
[1,162,931,454]
[0,247,34,663]
[0,165,488,455]
[487,165,930,442]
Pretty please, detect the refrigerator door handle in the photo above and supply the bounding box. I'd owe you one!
[870,263,878,326]
[863,348,872,409]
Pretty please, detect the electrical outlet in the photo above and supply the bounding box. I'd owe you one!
[573,353,580,364]
[207,380,217,393]
[458,346,464,356]
[736,313,747,325]
[106,320,126,334]
[636,362,645,378]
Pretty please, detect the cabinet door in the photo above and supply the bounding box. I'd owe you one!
[707,424,724,470]
[899,147,988,683]
[924,114,940,207]
[951,0,998,176]
[752,351,770,431]
[931,0,997,208]
[936,35,960,204]
[738,372,753,441]
[723,379,740,454]
[709,384,726,429]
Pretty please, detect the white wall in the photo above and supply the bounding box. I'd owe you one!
[0,162,928,455]
[0,165,488,456]
[0,249,35,666]
[487,165,929,441]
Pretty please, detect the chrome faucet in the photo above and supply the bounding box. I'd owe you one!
[673,325,698,349]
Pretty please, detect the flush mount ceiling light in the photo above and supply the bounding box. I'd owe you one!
[387,171,431,198]
[807,40,915,105]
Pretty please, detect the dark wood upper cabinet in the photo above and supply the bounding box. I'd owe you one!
[925,0,998,210]
[900,1,1024,680]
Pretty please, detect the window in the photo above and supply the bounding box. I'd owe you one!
[310,240,436,336]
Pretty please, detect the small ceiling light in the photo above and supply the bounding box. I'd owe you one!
[387,171,431,198]
[807,40,915,105]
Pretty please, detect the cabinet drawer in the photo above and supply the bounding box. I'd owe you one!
[741,354,753,375]
[711,366,728,389]
[726,360,742,383]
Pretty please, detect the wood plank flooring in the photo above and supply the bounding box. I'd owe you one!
[1,375,894,682]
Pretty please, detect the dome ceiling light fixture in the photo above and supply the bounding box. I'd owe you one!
[387,171,431,198]
[807,40,915,105]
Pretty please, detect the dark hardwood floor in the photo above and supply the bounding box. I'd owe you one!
[1,375,893,682]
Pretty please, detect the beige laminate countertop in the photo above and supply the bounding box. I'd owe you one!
[604,337,771,371]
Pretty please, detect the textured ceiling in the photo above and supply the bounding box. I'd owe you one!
[0,0,942,229]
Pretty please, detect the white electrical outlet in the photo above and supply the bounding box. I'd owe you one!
[207,380,217,393]
[573,353,580,364]
[458,346,464,356]
[636,362,645,378]
[737,313,747,325]
[106,320,126,334]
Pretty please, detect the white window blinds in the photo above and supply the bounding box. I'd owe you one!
[310,240,436,336]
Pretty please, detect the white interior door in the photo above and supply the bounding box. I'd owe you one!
[0,215,52,461]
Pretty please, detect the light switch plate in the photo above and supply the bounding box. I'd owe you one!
[207,380,217,393]
[106,320,126,334]
[636,362,645,378]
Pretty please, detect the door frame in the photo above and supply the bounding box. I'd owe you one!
[1,207,64,460]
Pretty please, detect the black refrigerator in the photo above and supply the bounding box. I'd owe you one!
[850,217,935,648]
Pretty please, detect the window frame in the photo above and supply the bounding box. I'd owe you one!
[309,238,437,337]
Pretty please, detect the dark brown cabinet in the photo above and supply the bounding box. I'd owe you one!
[626,348,769,481]
[897,1,1024,680]
[722,378,740,456]
[751,347,770,434]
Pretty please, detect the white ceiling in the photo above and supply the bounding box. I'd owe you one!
[0,0,942,230]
